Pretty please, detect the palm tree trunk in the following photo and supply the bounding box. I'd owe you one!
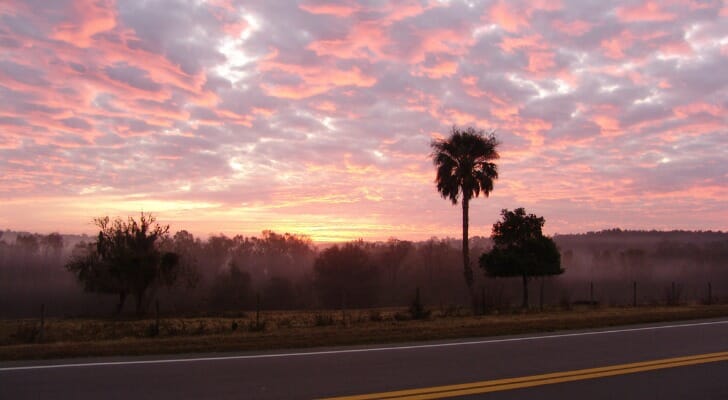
[462,197,475,304]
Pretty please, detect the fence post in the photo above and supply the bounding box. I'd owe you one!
[38,303,45,343]
[155,299,160,335]
[256,293,261,329]
[633,281,637,307]
[481,286,486,315]
[590,281,594,307]
[539,278,544,311]
[671,282,676,306]
[708,282,712,305]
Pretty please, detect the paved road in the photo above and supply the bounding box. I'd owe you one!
[2,318,727,399]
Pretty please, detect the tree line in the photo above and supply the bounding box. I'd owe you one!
[2,225,727,317]
[60,215,484,316]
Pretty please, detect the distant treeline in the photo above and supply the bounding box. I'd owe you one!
[1,229,726,317]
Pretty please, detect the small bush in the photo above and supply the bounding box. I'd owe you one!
[231,321,239,331]
[195,321,207,335]
[248,320,266,332]
[393,312,411,321]
[409,288,431,320]
[13,323,41,343]
[665,283,683,306]
[164,321,183,336]
[368,310,384,322]
[277,317,294,328]
[314,314,335,327]
[145,323,159,337]
[440,304,464,318]
[559,292,572,310]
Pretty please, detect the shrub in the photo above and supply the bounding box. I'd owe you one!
[368,310,384,322]
[665,283,683,306]
[248,319,266,332]
[314,314,335,327]
[13,323,41,343]
[440,304,464,318]
[277,317,294,328]
[409,287,431,320]
[145,323,159,337]
[195,321,207,335]
[393,312,411,321]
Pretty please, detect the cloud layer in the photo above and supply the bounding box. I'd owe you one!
[1,0,726,241]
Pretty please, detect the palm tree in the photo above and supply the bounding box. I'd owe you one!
[431,126,499,303]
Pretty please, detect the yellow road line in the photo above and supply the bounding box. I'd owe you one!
[322,351,728,400]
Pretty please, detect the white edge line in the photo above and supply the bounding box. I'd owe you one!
[2,319,727,372]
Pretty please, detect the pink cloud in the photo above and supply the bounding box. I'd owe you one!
[307,21,389,60]
[659,39,692,56]
[413,58,459,79]
[527,51,556,73]
[412,28,473,63]
[616,1,677,22]
[487,0,562,33]
[378,0,429,22]
[259,59,377,99]
[600,30,636,59]
[552,20,593,36]
[459,76,508,105]
[52,0,117,47]
[299,1,361,17]
[499,34,548,53]
[488,1,529,33]
[673,103,723,118]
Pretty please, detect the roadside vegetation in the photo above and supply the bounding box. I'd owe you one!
[3,304,728,361]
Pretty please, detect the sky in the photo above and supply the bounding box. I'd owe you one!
[0,0,726,242]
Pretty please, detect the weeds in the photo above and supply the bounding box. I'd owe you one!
[13,323,42,343]
[439,304,465,318]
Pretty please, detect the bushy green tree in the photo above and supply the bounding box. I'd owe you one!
[480,208,562,308]
[65,213,179,316]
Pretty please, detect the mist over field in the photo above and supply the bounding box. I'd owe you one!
[1,228,726,318]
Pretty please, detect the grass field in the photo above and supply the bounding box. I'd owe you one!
[2,304,728,361]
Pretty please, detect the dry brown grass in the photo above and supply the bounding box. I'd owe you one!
[2,305,728,361]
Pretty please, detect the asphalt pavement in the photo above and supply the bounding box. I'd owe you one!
[2,318,727,399]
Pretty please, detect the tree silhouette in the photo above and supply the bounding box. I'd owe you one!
[41,232,64,258]
[379,238,414,303]
[65,213,180,316]
[480,208,563,308]
[313,241,380,308]
[431,126,499,303]
[16,233,39,256]
[210,261,251,311]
